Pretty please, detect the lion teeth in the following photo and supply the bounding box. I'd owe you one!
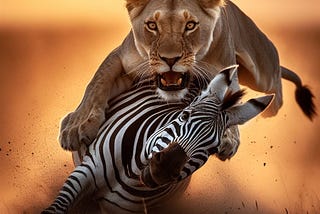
[177,78,182,86]
[161,78,167,86]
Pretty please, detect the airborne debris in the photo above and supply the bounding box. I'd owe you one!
[285,208,289,214]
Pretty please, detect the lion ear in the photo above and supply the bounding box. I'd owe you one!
[126,0,149,13]
[198,0,225,8]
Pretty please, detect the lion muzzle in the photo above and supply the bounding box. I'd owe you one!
[157,71,190,91]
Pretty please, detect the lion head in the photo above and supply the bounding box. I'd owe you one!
[126,0,225,101]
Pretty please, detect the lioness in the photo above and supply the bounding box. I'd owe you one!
[60,0,316,151]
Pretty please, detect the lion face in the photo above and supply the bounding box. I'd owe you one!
[127,0,224,101]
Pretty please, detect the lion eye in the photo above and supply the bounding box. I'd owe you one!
[145,21,158,31]
[185,21,198,31]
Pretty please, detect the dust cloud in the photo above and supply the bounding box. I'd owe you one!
[0,0,319,213]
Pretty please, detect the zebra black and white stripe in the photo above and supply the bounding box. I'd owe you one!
[42,66,272,213]
[43,78,204,213]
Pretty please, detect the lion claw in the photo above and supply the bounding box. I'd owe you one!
[59,106,105,151]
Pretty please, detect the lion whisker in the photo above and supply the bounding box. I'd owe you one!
[126,61,151,82]
[192,65,211,83]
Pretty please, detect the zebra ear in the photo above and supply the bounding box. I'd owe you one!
[204,65,238,101]
[226,94,274,126]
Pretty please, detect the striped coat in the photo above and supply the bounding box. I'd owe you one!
[43,79,202,213]
[43,66,272,213]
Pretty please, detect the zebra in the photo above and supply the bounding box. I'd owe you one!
[42,66,273,213]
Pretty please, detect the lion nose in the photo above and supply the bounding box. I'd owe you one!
[160,56,181,68]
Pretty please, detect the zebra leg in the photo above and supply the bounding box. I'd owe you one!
[42,162,97,214]
[216,125,240,161]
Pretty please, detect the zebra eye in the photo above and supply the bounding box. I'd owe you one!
[180,110,190,121]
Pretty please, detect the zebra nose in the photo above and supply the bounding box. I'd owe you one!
[160,56,181,68]
[140,166,159,188]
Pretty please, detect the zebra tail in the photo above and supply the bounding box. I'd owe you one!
[281,66,317,120]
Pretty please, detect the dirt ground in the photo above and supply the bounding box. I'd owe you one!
[0,1,319,213]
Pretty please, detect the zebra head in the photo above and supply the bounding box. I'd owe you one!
[141,65,274,188]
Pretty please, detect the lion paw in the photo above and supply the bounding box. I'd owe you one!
[216,125,240,161]
[59,106,105,151]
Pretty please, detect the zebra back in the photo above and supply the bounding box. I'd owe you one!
[59,78,205,213]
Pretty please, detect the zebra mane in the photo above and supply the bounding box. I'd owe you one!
[221,89,246,110]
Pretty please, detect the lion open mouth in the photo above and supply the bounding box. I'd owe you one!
[157,71,190,91]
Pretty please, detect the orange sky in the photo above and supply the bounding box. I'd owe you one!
[1,0,320,26]
[0,1,320,213]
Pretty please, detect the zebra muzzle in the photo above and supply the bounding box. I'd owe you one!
[141,143,188,188]
[140,166,160,188]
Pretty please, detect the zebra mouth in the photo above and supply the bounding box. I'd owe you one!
[140,166,160,188]
[157,71,190,91]
[141,143,188,188]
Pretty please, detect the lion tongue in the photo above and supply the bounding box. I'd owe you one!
[160,72,183,87]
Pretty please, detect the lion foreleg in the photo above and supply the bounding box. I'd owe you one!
[59,48,126,151]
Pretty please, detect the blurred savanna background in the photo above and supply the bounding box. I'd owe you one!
[0,0,319,213]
